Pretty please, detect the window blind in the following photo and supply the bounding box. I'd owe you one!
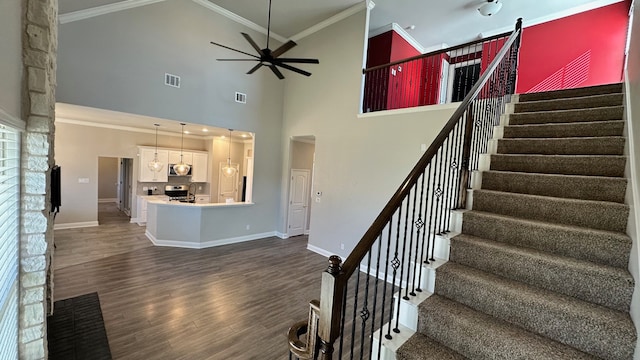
[0,124,20,360]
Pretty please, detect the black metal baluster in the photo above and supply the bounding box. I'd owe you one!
[429,148,443,262]
[443,120,461,230]
[359,250,373,360]
[369,235,383,360]
[404,186,418,300]
[411,171,426,295]
[417,161,432,284]
[425,152,438,263]
[395,196,410,326]
[386,211,401,339]
[349,266,361,359]
[381,222,392,344]
[392,200,406,334]
[435,140,448,236]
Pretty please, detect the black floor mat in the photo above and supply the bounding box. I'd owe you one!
[47,292,112,360]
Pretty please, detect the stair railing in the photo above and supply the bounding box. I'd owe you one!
[288,18,523,360]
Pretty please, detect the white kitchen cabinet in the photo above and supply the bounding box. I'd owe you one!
[195,195,210,204]
[169,150,193,166]
[191,152,209,183]
[136,195,168,224]
[139,147,169,182]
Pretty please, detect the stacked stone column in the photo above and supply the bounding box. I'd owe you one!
[20,0,57,358]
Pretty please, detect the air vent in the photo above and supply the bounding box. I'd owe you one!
[235,92,247,104]
[164,73,181,88]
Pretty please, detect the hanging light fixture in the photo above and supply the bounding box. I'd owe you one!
[148,123,164,172]
[222,129,237,178]
[173,123,191,176]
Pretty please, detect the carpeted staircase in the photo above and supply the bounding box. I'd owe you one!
[397,83,638,360]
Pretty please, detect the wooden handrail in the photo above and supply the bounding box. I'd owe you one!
[342,19,522,278]
[363,30,512,74]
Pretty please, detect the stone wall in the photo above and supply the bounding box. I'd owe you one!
[19,0,57,358]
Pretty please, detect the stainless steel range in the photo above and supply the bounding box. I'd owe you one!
[164,185,195,202]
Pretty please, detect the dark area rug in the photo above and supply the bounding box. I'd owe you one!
[47,292,112,360]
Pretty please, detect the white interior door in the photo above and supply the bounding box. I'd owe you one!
[218,162,239,203]
[287,169,310,237]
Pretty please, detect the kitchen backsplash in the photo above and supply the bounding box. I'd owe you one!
[137,178,210,196]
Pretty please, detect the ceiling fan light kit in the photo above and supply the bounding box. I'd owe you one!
[478,0,503,16]
[210,0,319,79]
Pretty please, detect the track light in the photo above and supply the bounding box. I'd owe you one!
[478,0,502,16]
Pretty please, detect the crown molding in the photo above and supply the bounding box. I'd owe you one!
[59,0,168,24]
[191,0,287,43]
[56,117,212,140]
[0,107,25,131]
[368,23,426,53]
[479,0,625,38]
[291,2,368,42]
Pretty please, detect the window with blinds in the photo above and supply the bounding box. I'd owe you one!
[0,124,20,359]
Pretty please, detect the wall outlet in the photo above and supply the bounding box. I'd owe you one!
[246,224,250,230]
[315,197,321,203]
[143,186,148,191]
[198,186,202,191]
[340,243,345,250]
[78,178,89,183]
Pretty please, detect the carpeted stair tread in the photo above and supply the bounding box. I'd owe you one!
[462,210,632,268]
[434,263,636,360]
[489,154,626,177]
[513,93,623,113]
[397,333,467,360]
[418,295,599,360]
[507,106,623,125]
[497,136,625,155]
[517,83,622,102]
[472,189,629,232]
[481,170,627,203]
[449,234,634,312]
[502,120,625,138]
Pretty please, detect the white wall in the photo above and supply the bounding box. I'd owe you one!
[0,0,23,119]
[54,122,207,224]
[279,9,457,257]
[624,1,640,358]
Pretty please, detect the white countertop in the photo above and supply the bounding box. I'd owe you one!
[146,199,254,208]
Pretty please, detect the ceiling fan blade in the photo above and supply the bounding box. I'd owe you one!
[241,33,265,56]
[247,63,264,75]
[210,41,260,59]
[217,59,261,61]
[276,62,311,77]
[269,65,285,80]
[271,40,297,58]
[274,58,320,64]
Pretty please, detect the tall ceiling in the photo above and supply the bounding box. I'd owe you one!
[59,0,626,50]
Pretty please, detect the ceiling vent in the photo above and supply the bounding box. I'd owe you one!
[164,73,181,88]
[235,92,247,104]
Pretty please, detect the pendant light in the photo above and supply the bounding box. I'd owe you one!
[148,123,164,172]
[173,123,191,176]
[222,129,237,178]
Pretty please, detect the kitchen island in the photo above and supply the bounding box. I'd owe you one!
[145,199,269,249]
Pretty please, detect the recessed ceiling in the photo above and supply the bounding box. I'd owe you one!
[58,0,626,51]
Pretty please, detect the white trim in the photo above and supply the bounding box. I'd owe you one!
[59,0,168,24]
[306,244,337,258]
[98,198,118,203]
[0,108,25,131]
[291,2,367,42]
[54,221,100,230]
[191,0,287,43]
[275,231,288,239]
[55,117,210,140]
[304,230,310,235]
[624,70,640,251]
[480,0,625,38]
[358,102,460,118]
[368,23,426,53]
[146,230,279,249]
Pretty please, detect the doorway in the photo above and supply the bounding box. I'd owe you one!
[447,61,481,102]
[97,156,132,225]
[287,136,315,238]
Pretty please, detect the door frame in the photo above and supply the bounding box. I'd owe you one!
[287,136,316,238]
[446,57,481,103]
[287,169,311,237]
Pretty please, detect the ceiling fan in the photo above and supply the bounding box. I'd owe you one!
[209,0,320,80]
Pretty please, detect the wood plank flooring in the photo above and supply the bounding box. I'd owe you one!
[54,221,327,359]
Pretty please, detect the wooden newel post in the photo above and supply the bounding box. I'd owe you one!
[317,255,346,360]
[457,102,475,209]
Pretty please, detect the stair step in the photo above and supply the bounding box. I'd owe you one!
[502,120,625,138]
[514,93,623,113]
[481,170,627,203]
[489,154,626,178]
[517,83,623,102]
[508,106,623,125]
[418,295,599,360]
[397,333,465,360]
[462,211,632,268]
[449,234,634,312]
[472,189,629,232]
[497,137,625,156]
[434,263,636,360]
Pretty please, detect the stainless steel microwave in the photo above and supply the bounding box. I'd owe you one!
[168,164,192,176]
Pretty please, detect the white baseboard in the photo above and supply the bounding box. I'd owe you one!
[54,221,100,230]
[98,198,118,203]
[304,229,310,235]
[145,231,279,249]
[306,244,337,258]
[275,232,288,239]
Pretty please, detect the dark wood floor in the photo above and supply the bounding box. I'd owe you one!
[54,217,326,359]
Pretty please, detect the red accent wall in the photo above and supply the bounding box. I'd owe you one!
[516,1,630,93]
